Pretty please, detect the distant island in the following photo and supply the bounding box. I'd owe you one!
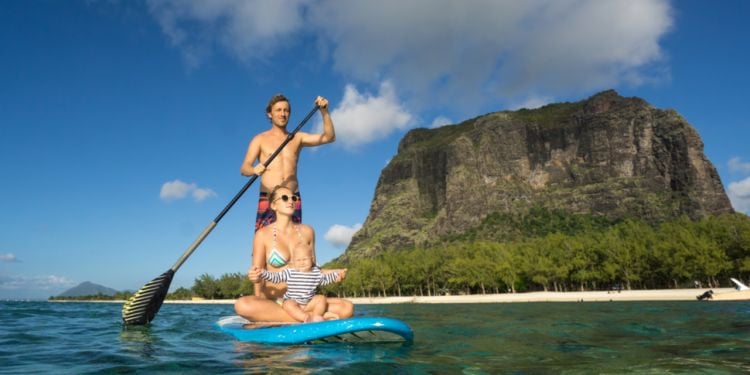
[47,274,247,301]
[48,281,121,301]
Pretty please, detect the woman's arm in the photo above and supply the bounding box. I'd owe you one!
[251,229,267,297]
[305,225,318,264]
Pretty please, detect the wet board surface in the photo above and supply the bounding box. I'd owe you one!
[215,316,414,344]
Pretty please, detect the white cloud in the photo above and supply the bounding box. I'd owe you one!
[160,180,192,200]
[429,116,453,129]
[0,274,75,291]
[160,179,216,202]
[0,253,18,262]
[309,0,672,109]
[322,81,413,149]
[148,0,673,110]
[146,0,308,68]
[728,157,750,174]
[191,187,217,202]
[728,177,750,214]
[324,223,363,248]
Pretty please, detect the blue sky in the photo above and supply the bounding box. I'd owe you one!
[1,0,749,299]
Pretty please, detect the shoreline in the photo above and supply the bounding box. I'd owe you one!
[46,287,746,304]
[346,288,741,304]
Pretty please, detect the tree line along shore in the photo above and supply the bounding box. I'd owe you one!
[49,211,750,302]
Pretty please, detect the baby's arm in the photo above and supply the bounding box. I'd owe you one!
[319,269,343,286]
[321,268,347,283]
[260,269,289,283]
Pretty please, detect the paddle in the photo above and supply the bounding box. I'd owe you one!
[122,104,320,325]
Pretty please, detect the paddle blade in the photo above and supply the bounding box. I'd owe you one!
[121,269,174,325]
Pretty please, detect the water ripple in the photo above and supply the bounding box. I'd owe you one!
[1,300,749,372]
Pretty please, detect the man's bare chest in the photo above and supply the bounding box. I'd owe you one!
[261,139,300,161]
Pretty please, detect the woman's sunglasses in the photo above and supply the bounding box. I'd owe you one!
[274,194,299,203]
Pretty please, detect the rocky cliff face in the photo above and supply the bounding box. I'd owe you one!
[339,90,733,261]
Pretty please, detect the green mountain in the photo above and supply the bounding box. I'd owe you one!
[338,90,733,262]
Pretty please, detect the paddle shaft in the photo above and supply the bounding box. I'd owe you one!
[170,105,320,272]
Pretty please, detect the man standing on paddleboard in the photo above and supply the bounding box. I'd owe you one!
[240,94,335,231]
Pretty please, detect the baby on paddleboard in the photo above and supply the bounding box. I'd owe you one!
[249,245,347,323]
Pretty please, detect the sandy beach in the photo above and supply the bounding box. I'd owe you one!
[153,287,744,305]
[345,288,744,304]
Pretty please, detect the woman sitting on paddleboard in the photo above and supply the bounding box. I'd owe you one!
[234,184,354,322]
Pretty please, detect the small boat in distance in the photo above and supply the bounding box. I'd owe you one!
[730,278,749,291]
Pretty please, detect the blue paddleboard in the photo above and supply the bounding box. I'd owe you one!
[215,316,414,344]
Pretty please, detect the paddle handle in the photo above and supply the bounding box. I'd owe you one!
[170,105,320,272]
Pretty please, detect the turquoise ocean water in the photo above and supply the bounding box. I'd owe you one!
[1,300,749,373]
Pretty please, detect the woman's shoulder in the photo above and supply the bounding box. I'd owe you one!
[296,223,315,236]
[254,225,273,241]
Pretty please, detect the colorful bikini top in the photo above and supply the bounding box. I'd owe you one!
[267,224,305,268]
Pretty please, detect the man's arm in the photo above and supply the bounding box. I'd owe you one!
[300,96,335,146]
[240,136,263,176]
